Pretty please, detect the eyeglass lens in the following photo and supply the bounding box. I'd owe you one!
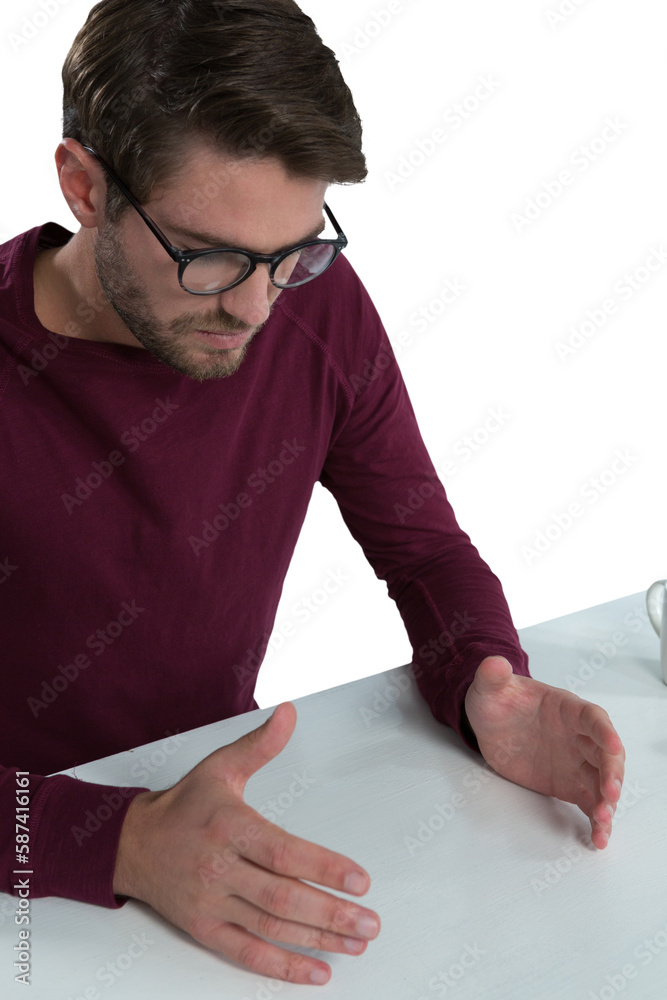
[182,243,336,293]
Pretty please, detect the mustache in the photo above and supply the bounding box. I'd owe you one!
[180,320,255,335]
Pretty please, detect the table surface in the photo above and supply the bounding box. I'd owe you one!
[3,590,666,999]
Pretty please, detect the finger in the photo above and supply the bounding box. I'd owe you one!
[239,815,372,897]
[221,894,369,956]
[574,761,615,850]
[575,735,625,804]
[559,697,624,756]
[200,919,333,985]
[223,856,380,943]
[210,702,297,794]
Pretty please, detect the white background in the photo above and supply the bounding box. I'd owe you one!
[1,0,664,706]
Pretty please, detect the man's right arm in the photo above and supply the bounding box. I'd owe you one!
[4,705,382,987]
[0,764,148,907]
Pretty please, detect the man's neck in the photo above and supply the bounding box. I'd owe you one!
[33,234,141,346]
[33,244,71,338]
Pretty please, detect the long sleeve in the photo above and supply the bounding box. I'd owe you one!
[1,222,527,911]
[318,291,531,752]
[0,765,148,906]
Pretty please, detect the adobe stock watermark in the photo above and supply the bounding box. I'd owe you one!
[530,837,591,896]
[418,942,487,998]
[63,933,154,999]
[198,769,317,890]
[27,600,146,717]
[60,397,180,514]
[359,661,424,727]
[256,770,317,824]
[17,330,70,386]
[7,0,72,54]
[128,731,190,785]
[188,438,306,556]
[545,0,592,30]
[511,117,628,234]
[531,779,648,896]
[349,276,467,396]
[169,105,293,228]
[76,84,154,153]
[393,478,445,525]
[418,611,479,667]
[198,823,263,890]
[554,245,667,361]
[385,74,502,191]
[233,568,352,685]
[259,567,353,664]
[405,751,521,857]
[338,0,422,64]
[17,288,145,386]
[564,603,654,692]
[70,787,141,848]
[588,917,667,1000]
[388,278,468,361]
[521,448,638,566]
[434,405,512,482]
[0,557,18,585]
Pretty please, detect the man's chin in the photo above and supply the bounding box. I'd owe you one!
[153,341,250,381]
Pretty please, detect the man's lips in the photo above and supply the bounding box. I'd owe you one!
[193,328,252,349]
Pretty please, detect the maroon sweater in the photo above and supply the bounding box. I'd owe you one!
[0,223,530,908]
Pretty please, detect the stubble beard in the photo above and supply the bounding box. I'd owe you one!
[93,220,259,381]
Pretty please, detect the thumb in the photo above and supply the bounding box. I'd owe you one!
[473,655,514,692]
[211,701,297,795]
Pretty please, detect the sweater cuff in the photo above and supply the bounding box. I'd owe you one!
[416,642,532,753]
[27,774,149,908]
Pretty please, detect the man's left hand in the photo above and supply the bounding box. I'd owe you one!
[463,655,625,849]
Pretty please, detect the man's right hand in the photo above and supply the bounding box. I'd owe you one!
[113,701,380,986]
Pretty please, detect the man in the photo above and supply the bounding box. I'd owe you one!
[0,0,624,988]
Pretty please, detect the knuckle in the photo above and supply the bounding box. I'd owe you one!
[284,951,309,983]
[303,926,327,951]
[265,836,291,874]
[187,913,215,947]
[256,909,284,941]
[237,942,266,974]
[325,900,354,934]
[260,878,294,918]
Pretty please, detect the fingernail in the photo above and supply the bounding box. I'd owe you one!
[345,871,367,894]
[310,968,330,985]
[614,779,622,794]
[344,937,365,954]
[355,915,379,939]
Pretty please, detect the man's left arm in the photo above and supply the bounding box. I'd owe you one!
[318,285,624,847]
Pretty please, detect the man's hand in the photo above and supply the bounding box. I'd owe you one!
[113,702,380,986]
[464,656,625,849]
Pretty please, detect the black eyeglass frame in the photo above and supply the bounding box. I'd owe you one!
[81,144,348,295]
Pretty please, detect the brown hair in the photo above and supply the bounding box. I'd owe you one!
[62,0,367,224]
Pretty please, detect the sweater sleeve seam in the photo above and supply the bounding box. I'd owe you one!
[275,297,356,408]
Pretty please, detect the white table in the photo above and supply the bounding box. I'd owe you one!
[2,590,666,999]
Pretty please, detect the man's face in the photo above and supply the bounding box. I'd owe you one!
[91,142,329,381]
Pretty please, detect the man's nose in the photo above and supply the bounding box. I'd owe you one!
[217,262,279,329]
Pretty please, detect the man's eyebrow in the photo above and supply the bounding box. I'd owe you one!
[162,217,327,253]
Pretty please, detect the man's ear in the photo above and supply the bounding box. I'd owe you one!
[54,139,108,230]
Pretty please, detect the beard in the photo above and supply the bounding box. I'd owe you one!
[92,218,267,381]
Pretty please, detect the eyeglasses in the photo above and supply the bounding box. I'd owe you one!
[80,145,348,295]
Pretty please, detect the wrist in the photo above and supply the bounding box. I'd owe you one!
[113,789,156,899]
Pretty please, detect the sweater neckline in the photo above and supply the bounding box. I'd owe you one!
[18,222,176,371]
